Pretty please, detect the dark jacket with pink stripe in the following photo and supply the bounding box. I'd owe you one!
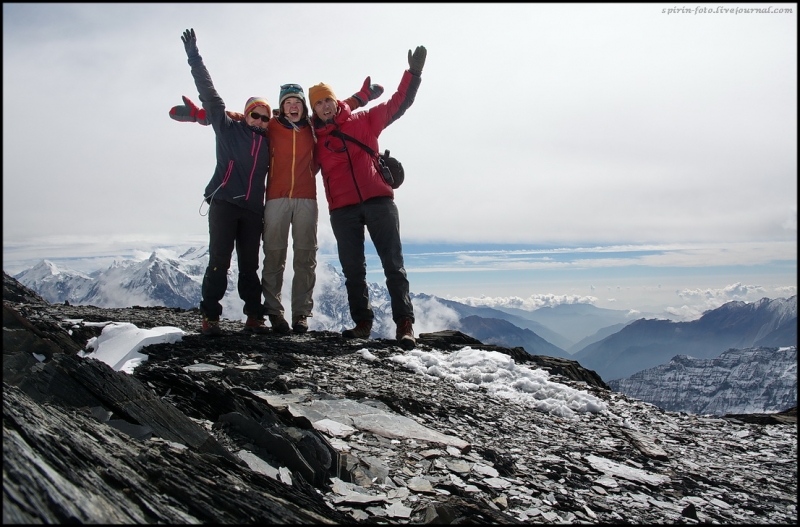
[188,54,270,216]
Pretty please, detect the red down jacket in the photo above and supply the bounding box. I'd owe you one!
[313,69,420,212]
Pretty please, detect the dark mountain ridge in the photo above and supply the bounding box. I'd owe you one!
[417,294,573,350]
[457,315,571,359]
[573,296,797,381]
[493,302,648,346]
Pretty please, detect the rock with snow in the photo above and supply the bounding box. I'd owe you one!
[3,272,797,525]
[608,346,797,415]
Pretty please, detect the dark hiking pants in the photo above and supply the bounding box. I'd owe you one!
[329,197,414,324]
[200,199,265,320]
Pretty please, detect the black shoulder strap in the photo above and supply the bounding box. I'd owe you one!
[331,130,378,158]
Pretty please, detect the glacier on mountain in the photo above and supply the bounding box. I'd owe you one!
[14,250,460,340]
[608,346,797,415]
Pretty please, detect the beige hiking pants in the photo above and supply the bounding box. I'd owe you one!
[261,197,318,320]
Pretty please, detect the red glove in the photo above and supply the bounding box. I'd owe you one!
[169,95,209,125]
[351,76,384,107]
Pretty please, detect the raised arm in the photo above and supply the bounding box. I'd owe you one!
[180,28,228,128]
[369,45,426,132]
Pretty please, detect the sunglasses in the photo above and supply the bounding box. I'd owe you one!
[249,112,271,122]
[280,83,303,92]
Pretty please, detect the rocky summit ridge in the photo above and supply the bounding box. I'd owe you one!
[3,272,797,525]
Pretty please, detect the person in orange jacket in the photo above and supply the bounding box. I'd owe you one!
[171,79,383,334]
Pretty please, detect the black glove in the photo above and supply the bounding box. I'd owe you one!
[408,45,427,76]
[352,76,384,106]
[181,28,199,59]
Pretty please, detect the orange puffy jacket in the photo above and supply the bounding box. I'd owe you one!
[264,118,318,200]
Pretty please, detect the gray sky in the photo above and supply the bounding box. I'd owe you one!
[2,3,797,314]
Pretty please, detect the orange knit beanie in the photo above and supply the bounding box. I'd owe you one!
[308,83,337,108]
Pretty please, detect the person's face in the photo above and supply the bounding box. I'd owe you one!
[246,106,271,127]
[314,97,337,121]
[282,97,304,122]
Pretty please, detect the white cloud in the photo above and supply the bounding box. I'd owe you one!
[2,3,795,318]
[663,283,780,319]
[677,283,767,303]
[446,294,598,311]
[3,3,797,248]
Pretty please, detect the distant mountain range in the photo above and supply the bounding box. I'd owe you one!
[13,252,631,355]
[608,346,797,415]
[14,249,208,310]
[11,252,797,396]
[490,303,649,349]
[573,296,797,381]
[456,315,571,359]
[420,295,574,355]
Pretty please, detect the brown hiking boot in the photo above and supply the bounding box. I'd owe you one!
[243,316,269,334]
[269,315,291,335]
[342,320,372,339]
[396,318,415,350]
[201,317,222,337]
[292,315,309,334]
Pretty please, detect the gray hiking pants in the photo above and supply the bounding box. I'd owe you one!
[261,197,318,320]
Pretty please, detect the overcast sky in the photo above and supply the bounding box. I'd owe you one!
[3,3,797,314]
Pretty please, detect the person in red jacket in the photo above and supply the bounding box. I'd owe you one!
[309,45,427,350]
[171,80,383,335]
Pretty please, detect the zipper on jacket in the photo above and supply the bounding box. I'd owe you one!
[222,160,234,187]
[246,132,264,201]
[289,129,297,198]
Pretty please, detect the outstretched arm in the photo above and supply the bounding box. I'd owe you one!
[343,76,384,111]
[169,95,242,125]
[169,95,209,124]
[381,45,426,128]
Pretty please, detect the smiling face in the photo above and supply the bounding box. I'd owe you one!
[282,96,305,123]
[313,97,338,122]
[245,106,271,127]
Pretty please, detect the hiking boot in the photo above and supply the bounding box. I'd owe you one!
[201,317,222,337]
[269,315,292,335]
[342,320,372,339]
[396,318,415,350]
[292,315,309,334]
[243,316,269,334]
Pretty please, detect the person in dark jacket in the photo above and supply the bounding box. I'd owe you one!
[309,45,427,350]
[180,28,270,336]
